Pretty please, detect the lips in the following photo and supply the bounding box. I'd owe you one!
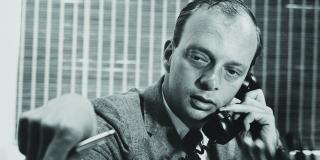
[190,95,216,111]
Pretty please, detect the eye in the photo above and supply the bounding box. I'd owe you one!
[225,68,241,80]
[227,69,237,75]
[190,54,206,62]
[186,49,210,67]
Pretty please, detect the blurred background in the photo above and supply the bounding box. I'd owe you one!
[2,0,320,159]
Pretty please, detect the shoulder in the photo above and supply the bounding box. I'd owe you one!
[91,88,146,133]
[92,89,142,119]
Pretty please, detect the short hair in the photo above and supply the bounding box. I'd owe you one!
[172,0,262,68]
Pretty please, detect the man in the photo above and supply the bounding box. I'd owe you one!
[18,0,283,159]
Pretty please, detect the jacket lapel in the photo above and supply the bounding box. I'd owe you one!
[139,77,243,159]
[140,77,182,149]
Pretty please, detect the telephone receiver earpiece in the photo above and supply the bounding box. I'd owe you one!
[202,73,260,144]
[234,73,260,101]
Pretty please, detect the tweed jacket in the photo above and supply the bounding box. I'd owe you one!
[80,78,244,160]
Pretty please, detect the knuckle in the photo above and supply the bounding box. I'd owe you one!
[257,89,264,95]
[20,110,43,124]
[245,92,256,100]
[19,112,28,119]
[28,116,41,124]
[265,107,273,114]
[246,89,263,98]
[19,111,32,121]
[40,118,57,129]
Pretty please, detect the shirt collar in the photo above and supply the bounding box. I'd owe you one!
[161,84,210,148]
[161,84,190,139]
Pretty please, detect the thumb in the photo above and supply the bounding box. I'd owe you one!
[43,131,79,160]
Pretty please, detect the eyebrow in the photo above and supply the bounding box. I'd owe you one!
[186,44,213,58]
[186,44,248,69]
[225,62,247,70]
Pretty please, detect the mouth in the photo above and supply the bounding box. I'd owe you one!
[190,95,217,111]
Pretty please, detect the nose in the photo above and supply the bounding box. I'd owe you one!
[197,70,220,91]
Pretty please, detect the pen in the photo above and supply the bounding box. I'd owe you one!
[75,129,115,152]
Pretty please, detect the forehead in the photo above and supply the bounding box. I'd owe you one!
[179,6,258,65]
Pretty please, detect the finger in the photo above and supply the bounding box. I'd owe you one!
[251,140,266,160]
[26,119,40,160]
[18,116,28,155]
[242,136,255,160]
[243,97,263,108]
[233,113,241,120]
[242,137,271,160]
[246,89,266,105]
[243,98,272,112]
[244,112,273,128]
[223,105,274,127]
[230,98,241,105]
[36,123,55,160]
[253,139,272,160]
[43,127,78,160]
[221,104,266,114]
[243,113,255,131]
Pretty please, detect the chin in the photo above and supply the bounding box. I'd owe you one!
[187,109,210,121]
[185,115,207,129]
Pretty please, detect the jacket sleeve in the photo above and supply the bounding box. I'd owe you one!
[78,97,131,160]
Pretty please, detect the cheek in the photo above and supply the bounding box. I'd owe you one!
[171,58,199,88]
[219,81,242,104]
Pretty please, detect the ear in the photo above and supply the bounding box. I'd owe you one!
[163,40,174,73]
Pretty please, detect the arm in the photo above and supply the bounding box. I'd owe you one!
[18,94,97,160]
[220,89,285,159]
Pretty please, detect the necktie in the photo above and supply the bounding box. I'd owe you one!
[181,129,206,160]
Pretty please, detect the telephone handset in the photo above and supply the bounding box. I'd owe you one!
[202,73,260,144]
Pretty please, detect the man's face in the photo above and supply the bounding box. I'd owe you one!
[163,8,258,128]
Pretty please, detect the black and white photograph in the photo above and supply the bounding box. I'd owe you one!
[0,0,319,159]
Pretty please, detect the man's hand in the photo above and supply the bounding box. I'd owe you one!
[18,94,97,160]
[220,89,279,156]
